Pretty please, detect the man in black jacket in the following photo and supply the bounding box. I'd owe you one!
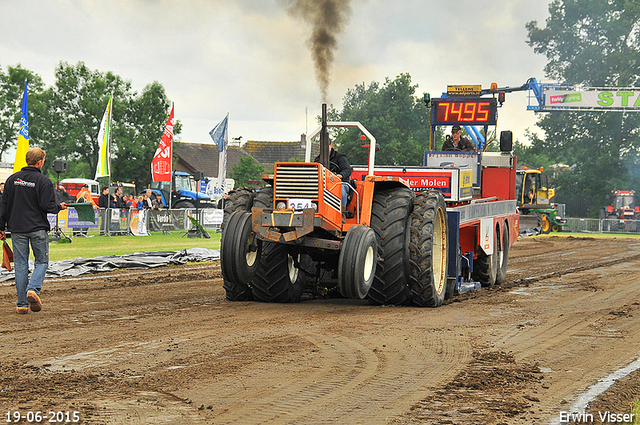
[0,148,68,314]
[314,142,353,208]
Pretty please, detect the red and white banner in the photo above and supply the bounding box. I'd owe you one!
[152,104,175,182]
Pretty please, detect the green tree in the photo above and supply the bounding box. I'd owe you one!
[526,0,640,215]
[32,61,180,189]
[0,64,45,162]
[328,73,437,166]
[231,156,265,187]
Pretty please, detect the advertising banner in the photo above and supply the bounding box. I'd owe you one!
[544,89,640,109]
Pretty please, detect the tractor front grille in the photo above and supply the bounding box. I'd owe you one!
[275,164,319,199]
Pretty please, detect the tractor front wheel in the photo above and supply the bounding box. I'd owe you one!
[221,211,261,288]
[338,225,377,300]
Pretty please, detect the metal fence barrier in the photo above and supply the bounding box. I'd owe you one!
[563,217,640,235]
[50,208,224,237]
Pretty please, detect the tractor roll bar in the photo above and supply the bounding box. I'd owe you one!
[305,121,377,176]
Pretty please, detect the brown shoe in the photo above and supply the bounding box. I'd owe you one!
[16,306,29,314]
[26,291,42,312]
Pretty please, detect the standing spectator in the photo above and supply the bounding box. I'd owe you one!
[136,195,145,209]
[76,184,98,209]
[98,186,110,209]
[110,187,124,209]
[126,194,137,209]
[1,182,6,194]
[55,183,71,203]
[73,184,97,236]
[141,190,155,209]
[0,148,68,314]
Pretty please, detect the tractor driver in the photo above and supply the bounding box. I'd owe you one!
[314,141,353,208]
[442,125,476,152]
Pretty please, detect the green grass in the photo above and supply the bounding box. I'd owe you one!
[626,400,640,425]
[6,231,221,262]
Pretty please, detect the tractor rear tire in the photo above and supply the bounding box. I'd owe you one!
[338,225,377,300]
[495,223,509,285]
[473,228,498,288]
[222,187,255,230]
[250,186,314,303]
[221,211,261,299]
[408,190,448,307]
[251,245,308,303]
[368,187,415,306]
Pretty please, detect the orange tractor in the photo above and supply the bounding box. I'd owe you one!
[221,97,518,307]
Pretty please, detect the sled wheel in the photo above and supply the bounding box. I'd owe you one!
[473,228,498,288]
[495,223,509,285]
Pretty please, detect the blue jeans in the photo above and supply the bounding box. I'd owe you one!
[12,230,49,308]
[342,184,349,208]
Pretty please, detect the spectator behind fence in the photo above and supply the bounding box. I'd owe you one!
[76,184,98,210]
[98,186,110,209]
[122,193,131,210]
[110,187,124,209]
[126,194,137,209]
[141,190,154,209]
[152,194,163,210]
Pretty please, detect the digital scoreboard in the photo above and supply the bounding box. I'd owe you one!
[431,98,498,126]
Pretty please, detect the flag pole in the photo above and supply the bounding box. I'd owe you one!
[107,92,113,188]
[169,102,173,211]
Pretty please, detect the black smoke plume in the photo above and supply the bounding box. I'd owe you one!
[286,0,352,102]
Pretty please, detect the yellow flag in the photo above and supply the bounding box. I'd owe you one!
[13,80,29,173]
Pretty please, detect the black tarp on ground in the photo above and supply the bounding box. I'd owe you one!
[0,248,220,283]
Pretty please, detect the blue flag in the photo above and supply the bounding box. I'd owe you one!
[209,114,228,152]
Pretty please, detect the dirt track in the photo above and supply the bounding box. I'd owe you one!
[1,235,640,424]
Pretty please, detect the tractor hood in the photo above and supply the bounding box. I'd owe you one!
[177,189,212,201]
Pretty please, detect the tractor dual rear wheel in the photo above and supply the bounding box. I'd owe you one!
[368,187,415,306]
[250,186,314,303]
[221,187,255,230]
[408,190,449,307]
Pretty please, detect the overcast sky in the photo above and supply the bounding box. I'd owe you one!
[0,0,551,149]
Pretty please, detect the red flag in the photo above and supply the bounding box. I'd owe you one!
[152,104,175,182]
[2,239,13,271]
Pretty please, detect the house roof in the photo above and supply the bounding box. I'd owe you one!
[173,140,320,178]
[242,140,319,169]
[173,142,252,178]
